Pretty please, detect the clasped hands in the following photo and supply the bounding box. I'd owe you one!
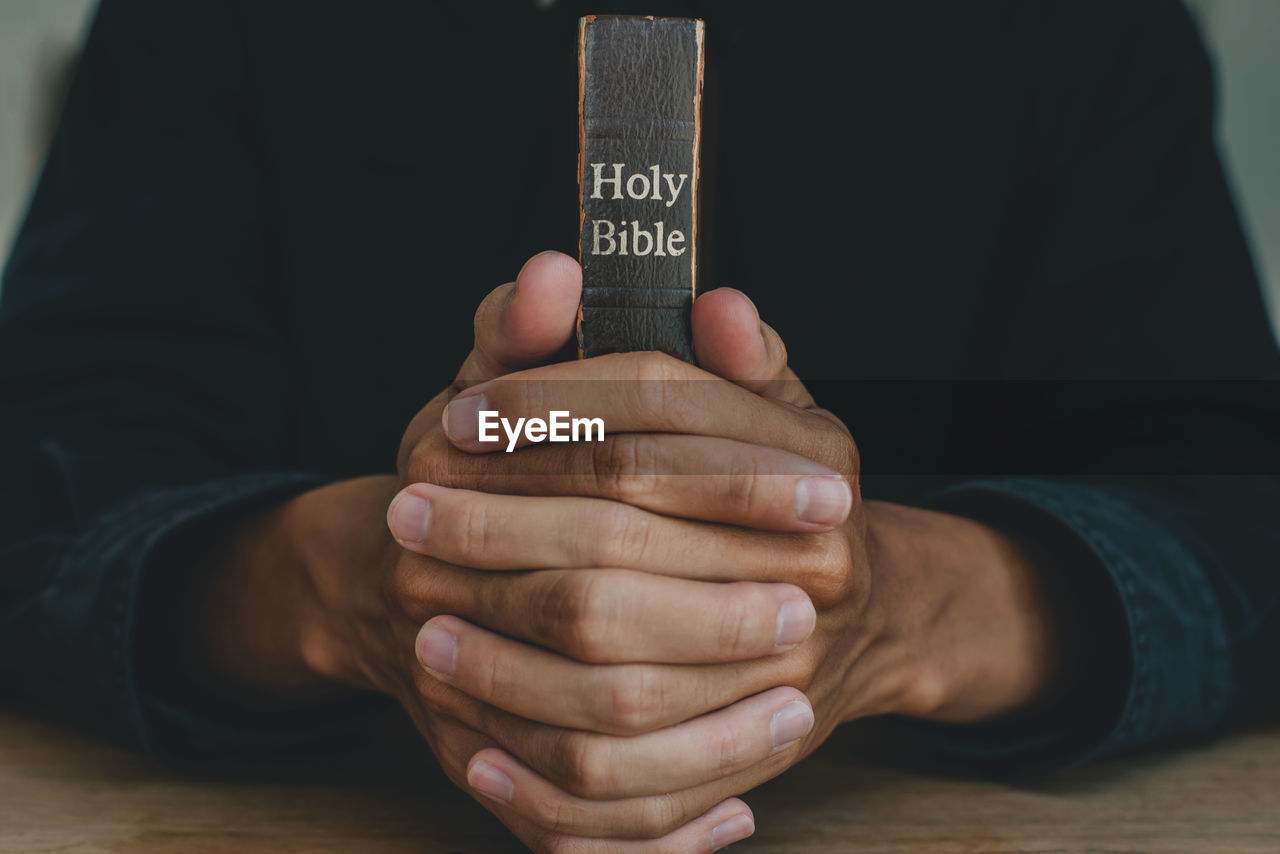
[293,252,1063,853]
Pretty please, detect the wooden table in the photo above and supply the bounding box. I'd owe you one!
[2,705,1277,853]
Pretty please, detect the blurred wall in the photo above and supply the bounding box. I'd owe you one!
[0,0,96,264]
[1192,0,1280,336]
[0,0,1276,338]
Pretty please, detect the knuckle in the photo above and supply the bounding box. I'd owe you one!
[589,434,660,500]
[628,352,687,425]
[475,646,509,707]
[454,498,494,560]
[631,349,684,385]
[536,573,615,662]
[558,733,615,799]
[593,503,652,569]
[806,420,858,476]
[714,717,751,776]
[636,792,689,839]
[720,450,767,519]
[822,424,859,477]
[384,555,449,624]
[504,370,538,412]
[715,587,760,658]
[898,665,949,719]
[796,534,857,606]
[722,474,761,521]
[589,434,636,490]
[596,667,663,734]
[386,558,422,607]
[421,631,505,710]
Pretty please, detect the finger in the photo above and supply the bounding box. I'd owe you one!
[396,253,583,474]
[412,615,803,734]
[504,804,756,854]
[491,686,813,800]
[455,251,583,388]
[385,482,849,581]
[396,435,856,536]
[468,747,761,843]
[503,794,755,853]
[440,351,853,469]
[422,566,816,664]
[436,434,852,532]
[691,287,813,408]
[415,711,761,851]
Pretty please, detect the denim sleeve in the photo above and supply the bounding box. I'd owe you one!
[5,469,337,756]
[901,477,1254,776]
[0,0,371,756]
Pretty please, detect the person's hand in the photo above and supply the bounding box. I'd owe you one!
[376,269,858,851]
[198,253,819,852]
[386,288,1068,846]
[194,250,1064,852]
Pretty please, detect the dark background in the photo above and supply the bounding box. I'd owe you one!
[3,0,1278,335]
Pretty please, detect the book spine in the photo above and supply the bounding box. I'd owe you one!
[577,15,704,361]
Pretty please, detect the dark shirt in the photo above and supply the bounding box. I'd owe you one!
[2,0,1279,775]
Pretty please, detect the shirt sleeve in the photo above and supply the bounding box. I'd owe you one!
[900,475,1280,776]
[0,0,339,755]
[891,0,1280,775]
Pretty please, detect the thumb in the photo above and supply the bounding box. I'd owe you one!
[691,287,814,409]
[455,251,582,388]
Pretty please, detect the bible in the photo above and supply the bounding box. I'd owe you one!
[577,15,704,361]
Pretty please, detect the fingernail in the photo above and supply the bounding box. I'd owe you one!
[711,813,755,850]
[443,392,486,445]
[415,624,457,679]
[794,476,851,526]
[774,598,816,650]
[387,492,431,544]
[770,700,814,750]
[468,760,514,803]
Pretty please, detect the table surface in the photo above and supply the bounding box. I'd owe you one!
[2,706,1278,854]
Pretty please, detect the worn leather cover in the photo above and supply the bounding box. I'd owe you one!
[578,15,703,361]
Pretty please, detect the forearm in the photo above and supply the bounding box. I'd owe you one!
[902,476,1260,775]
[0,466,329,752]
[859,500,1075,725]
[137,475,402,715]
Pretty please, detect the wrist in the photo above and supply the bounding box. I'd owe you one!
[176,475,401,711]
[863,500,1065,725]
[279,475,404,695]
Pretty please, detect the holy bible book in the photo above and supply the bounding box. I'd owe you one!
[577,15,704,361]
